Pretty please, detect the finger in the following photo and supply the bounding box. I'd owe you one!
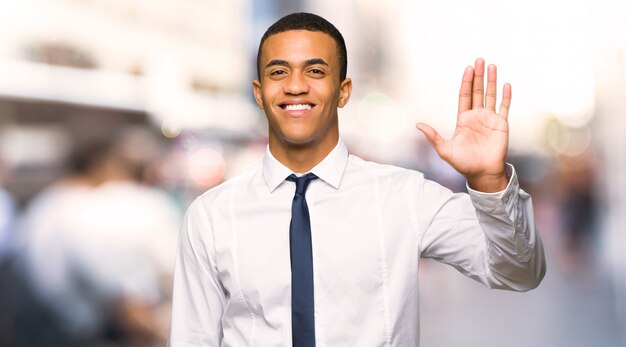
[472,58,485,109]
[485,64,497,111]
[458,66,474,115]
[416,122,446,156]
[498,83,512,120]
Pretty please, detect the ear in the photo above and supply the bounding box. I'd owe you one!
[338,77,353,108]
[252,80,264,109]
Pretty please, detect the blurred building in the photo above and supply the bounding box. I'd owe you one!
[0,0,261,204]
[596,45,626,342]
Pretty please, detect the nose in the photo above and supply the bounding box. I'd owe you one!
[283,72,309,95]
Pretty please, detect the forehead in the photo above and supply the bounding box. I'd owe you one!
[260,30,338,66]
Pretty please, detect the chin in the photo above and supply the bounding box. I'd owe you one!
[281,136,317,147]
[275,128,317,146]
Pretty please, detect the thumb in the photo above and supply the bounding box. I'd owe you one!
[416,122,446,155]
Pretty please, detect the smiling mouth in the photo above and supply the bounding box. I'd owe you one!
[280,103,314,111]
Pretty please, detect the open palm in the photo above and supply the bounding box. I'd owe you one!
[416,58,511,191]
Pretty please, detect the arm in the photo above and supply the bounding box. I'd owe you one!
[467,165,546,290]
[416,58,545,290]
[169,198,226,346]
[418,165,545,291]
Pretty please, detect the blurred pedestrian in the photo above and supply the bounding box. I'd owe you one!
[0,186,16,262]
[18,128,180,347]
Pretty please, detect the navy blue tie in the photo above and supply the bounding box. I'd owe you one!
[287,173,318,347]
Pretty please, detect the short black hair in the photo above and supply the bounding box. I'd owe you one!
[256,12,348,82]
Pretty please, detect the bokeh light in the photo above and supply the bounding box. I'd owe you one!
[161,118,182,138]
[188,148,226,187]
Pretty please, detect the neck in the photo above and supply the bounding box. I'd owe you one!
[269,134,338,174]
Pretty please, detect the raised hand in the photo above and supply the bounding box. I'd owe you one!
[416,58,511,192]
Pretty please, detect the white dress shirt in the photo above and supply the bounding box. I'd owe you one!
[169,139,545,346]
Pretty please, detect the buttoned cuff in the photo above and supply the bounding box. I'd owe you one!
[466,163,536,264]
[466,163,519,213]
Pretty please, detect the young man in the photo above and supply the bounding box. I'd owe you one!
[169,12,545,347]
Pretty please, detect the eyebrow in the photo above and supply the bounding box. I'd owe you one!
[303,58,329,67]
[265,59,289,69]
[264,58,329,69]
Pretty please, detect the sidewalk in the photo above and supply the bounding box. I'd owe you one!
[419,238,624,347]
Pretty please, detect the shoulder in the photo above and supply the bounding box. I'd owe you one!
[346,154,426,185]
[342,154,434,199]
[346,155,461,210]
[190,163,260,215]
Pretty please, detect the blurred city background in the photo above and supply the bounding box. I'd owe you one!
[0,0,624,346]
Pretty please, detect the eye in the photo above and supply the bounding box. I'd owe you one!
[307,68,326,78]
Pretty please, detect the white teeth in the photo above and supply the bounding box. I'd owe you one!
[284,104,312,111]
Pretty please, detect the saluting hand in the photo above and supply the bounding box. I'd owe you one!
[416,58,511,192]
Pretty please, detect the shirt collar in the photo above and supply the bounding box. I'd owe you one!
[262,139,349,193]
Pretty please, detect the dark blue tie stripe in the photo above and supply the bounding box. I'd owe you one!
[287,173,317,347]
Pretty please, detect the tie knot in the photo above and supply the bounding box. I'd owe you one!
[287,173,318,195]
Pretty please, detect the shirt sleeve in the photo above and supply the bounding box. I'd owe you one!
[169,197,226,346]
[418,164,546,291]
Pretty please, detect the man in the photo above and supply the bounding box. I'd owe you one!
[169,12,545,346]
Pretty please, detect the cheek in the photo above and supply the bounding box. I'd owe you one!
[317,95,341,115]
[318,86,341,106]
[265,86,285,105]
